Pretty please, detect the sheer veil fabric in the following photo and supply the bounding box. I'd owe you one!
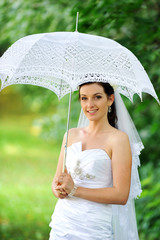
[77,90,143,240]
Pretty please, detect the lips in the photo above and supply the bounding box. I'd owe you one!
[87,109,98,114]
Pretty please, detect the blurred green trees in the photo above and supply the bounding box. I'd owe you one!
[0,0,160,239]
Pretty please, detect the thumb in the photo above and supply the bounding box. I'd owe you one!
[54,179,58,185]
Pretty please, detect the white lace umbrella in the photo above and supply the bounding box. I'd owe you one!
[0,31,159,102]
[0,30,159,171]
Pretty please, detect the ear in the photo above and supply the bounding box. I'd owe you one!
[108,94,114,106]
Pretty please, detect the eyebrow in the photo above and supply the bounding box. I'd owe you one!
[80,93,103,96]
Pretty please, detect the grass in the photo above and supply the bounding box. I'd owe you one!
[0,114,60,240]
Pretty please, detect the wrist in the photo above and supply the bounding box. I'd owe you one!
[68,184,78,197]
[74,186,81,197]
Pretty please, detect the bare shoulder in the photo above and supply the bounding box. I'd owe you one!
[109,128,130,146]
[107,129,131,162]
[64,127,85,146]
[68,127,82,138]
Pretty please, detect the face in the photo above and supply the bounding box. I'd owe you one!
[79,83,114,122]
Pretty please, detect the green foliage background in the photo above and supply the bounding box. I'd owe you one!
[0,0,160,239]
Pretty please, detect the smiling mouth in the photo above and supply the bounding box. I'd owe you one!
[87,110,98,114]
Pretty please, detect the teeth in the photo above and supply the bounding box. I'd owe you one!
[88,110,97,113]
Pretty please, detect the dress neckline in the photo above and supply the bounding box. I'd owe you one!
[67,141,111,160]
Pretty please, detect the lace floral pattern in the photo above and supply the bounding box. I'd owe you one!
[0,32,159,102]
[70,159,95,180]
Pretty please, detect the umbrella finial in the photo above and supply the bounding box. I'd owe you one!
[75,12,79,32]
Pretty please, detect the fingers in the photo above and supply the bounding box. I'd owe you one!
[55,185,63,190]
[54,185,67,195]
[54,179,58,184]
[59,192,67,199]
[59,189,66,195]
[52,177,59,187]
[55,182,73,195]
[58,175,63,184]
[53,184,68,198]
[55,183,67,192]
[52,170,73,198]
[55,184,67,193]
[57,172,70,185]
[57,187,68,199]
[51,176,69,199]
[57,173,65,183]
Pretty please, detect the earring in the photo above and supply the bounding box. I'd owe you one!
[108,106,111,113]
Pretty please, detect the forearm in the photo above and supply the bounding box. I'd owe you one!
[74,186,128,205]
[55,170,130,205]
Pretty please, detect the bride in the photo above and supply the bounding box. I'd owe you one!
[49,82,134,240]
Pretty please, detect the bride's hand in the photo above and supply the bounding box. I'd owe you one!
[52,177,68,199]
[55,168,75,195]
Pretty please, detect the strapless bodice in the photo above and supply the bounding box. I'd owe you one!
[66,141,113,188]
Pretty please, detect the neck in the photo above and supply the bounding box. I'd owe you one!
[87,116,111,135]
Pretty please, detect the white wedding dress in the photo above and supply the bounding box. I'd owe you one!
[49,141,114,240]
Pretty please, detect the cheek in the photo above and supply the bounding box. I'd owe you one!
[80,101,85,109]
[101,101,108,112]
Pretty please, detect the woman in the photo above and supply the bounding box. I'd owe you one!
[49,82,133,240]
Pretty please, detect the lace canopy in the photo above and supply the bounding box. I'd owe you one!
[0,32,159,103]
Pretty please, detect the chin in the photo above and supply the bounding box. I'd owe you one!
[87,115,100,121]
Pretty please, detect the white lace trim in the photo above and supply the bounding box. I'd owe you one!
[0,32,159,102]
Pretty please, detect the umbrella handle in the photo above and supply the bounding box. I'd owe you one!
[62,88,72,173]
[75,12,79,32]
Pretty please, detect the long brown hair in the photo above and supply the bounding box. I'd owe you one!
[79,82,118,128]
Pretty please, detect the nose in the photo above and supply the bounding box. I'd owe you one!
[87,99,95,108]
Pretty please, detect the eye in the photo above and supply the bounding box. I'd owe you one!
[81,97,87,100]
[95,95,102,99]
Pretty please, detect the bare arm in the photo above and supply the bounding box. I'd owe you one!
[51,133,68,199]
[56,132,132,205]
